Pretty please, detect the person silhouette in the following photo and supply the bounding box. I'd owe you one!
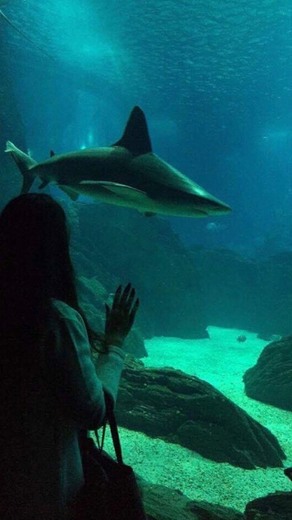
[0,193,139,519]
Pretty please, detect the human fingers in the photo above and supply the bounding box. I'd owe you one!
[129,297,140,326]
[125,286,136,310]
[112,285,122,308]
[119,282,132,307]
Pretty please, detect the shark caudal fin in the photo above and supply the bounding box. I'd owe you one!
[5,141,37,194]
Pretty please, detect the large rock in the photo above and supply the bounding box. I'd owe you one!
[188,501,243,520]
[115,358,285,469]
[70,203,209,339]
[191,248,259,331]
[244,492,292,519]
[139,480,243,520]
[243,336,292,411]
[191,248,292,339]
[73,239,292,341]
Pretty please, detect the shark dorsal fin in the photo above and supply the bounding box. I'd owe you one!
[50,150,55,157]
[112,106,152,156]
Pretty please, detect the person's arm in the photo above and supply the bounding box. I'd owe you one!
[52,284,139,429]
[52,303,108,430]
[96,283,139,407]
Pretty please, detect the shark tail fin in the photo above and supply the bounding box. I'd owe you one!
[5,141,37,194]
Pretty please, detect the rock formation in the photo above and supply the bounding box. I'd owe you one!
[243,336,292,411]
[139,480,244,520]
[114,358,286,469]
[70,202,209,340]
[191,248,292,339]
[244,492,292,520]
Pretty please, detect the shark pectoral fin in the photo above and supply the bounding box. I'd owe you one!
[79,180,150,203]
[59,185,79,201]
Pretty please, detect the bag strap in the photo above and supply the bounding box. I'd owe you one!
[95,395,124,465]
[106,404,124,465]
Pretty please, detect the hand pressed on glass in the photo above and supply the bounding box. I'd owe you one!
[104,283,139,348]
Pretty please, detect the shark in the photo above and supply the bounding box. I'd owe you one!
[5,106,231,217]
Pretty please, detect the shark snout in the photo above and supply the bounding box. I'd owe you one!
[202,198,232,216]
[211,203,231,215]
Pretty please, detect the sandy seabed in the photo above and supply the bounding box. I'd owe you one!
[103,327,292,512]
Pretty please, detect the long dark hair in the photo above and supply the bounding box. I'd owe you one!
[0,193,98,353]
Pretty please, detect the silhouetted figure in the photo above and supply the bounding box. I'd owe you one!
[0,193,139,519]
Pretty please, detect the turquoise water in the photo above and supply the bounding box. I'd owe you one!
[2,1,292,251]
[1,2,292,516]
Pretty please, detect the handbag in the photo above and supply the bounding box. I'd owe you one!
[70,404,148,520]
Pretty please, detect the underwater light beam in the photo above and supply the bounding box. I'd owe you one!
[0,8,55,60]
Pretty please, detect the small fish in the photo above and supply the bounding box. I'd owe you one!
[5,106,231,218]
[236,335,247,343]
